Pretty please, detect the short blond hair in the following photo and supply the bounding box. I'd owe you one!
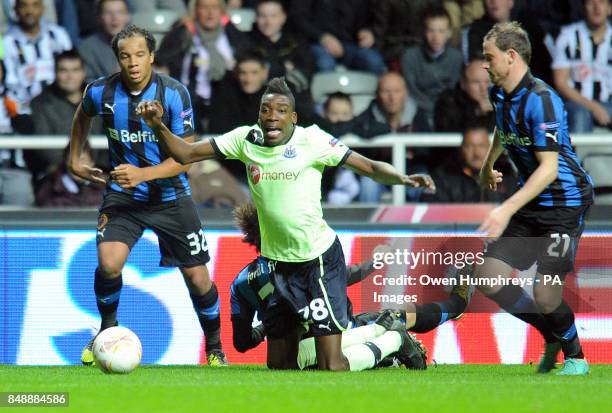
[484,21,531,64]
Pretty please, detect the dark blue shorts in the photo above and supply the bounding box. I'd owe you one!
[96,192,210,268]
[484,205,589,276]
[263,237,350,338]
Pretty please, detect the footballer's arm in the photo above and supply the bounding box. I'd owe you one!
[137,100,217,164]
[68,103,106,185]
[343,151,435,190]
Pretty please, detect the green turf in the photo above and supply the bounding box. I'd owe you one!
[1,364,611,413]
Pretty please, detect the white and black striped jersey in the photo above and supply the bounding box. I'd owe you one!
[552,20,612,103]
[3,22,72,114]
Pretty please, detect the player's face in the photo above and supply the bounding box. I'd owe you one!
[238,61,269,94]
[461,60,490,103]
[461,130,490,171]
[256,2,286,39]
[584,0,611,27]
[56,58,86,94]
[482,38,511,87]
[424,17,451,53]
[258,94,297,146]
[324,99,353,123]
[100,0,130,37]
[117,36,154,88]
[196,0,224,31]
[15,0,44,29]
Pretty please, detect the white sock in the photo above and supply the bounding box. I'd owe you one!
[296,324,387,369]
[344,331,402,372]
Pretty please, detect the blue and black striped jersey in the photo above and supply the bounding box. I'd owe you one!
[82,72,195,203]
[230,256,274,322]
[489,72,593,207]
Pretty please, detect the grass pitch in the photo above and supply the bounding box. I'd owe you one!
[1,364,611,413]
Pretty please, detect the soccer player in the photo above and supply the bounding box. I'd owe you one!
[229,202,427,371]
[475,22,594,375]
[69,25,228,366]
[138,77,435,370]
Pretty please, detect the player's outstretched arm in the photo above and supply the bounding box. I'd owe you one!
[68,103,106,185]
[137,100,217,164]
[343,151,436,191]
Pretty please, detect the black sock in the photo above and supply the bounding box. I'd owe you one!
[191,283,221,353]
[412,303,443,333]
[542,301,584,359]
[489,285,557,344]
[94,268,122,330]
[410,295,467,333]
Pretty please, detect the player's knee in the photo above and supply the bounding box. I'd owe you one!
[534,295,560,314]
[319,358,349,371]
[97,261,122,278]
[266,358,288,370]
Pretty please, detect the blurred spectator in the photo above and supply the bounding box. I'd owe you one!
[461,0,552,83]
[400,5,462,131]
[3,0,72,119]
[552,0,612,133]
[28,50,103,182]
[434,58,495,132]
[288,0,385,75]
[354,72,417,136]
[35,141,104,207]
[0,54,34,206]
[2,0,56,24]
[187,161,249,208]
[78,0,129,82]
[353,72,419,202]
[372,0,442,68]
[443,0,484,48]
[421,126,516,203]
[208,51,269,133]
[156,0,249,132]
[208,51,268,182]
[317,93,360,205]
[248,0,315,89]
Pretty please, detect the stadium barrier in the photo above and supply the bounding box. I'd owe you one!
[1,132,609,205]
[2,229,611,365]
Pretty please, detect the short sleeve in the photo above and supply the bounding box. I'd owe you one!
[528,93,561,152]
[309,125,352,167]
[551,27,572,70]
[230,283,255,322]
[166,84,195,138]
[211,126,252,161]
[81,83,98,117]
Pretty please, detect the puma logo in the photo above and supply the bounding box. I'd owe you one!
[104,103,116,114]
[183,117,193,129]
[318,321,332,332]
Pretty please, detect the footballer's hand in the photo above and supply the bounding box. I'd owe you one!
[479,167,503,191]
[402,173,436,192]
[478,205,511,239]
[69,163,106,185]
[111,164,147,188]
[136,100,164,128]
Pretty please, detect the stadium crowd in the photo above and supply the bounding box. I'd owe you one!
[0,0,609,207]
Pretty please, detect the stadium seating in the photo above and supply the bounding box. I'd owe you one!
[132,9,182,44]
[228,8,256,32]
[311,70,378,115]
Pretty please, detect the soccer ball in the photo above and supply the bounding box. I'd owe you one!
[93,326,142,374]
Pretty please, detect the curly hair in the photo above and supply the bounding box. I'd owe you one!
[111,24,156,58]
[233,203,261,252]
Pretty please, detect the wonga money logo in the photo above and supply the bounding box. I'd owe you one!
[248,164,261,185]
